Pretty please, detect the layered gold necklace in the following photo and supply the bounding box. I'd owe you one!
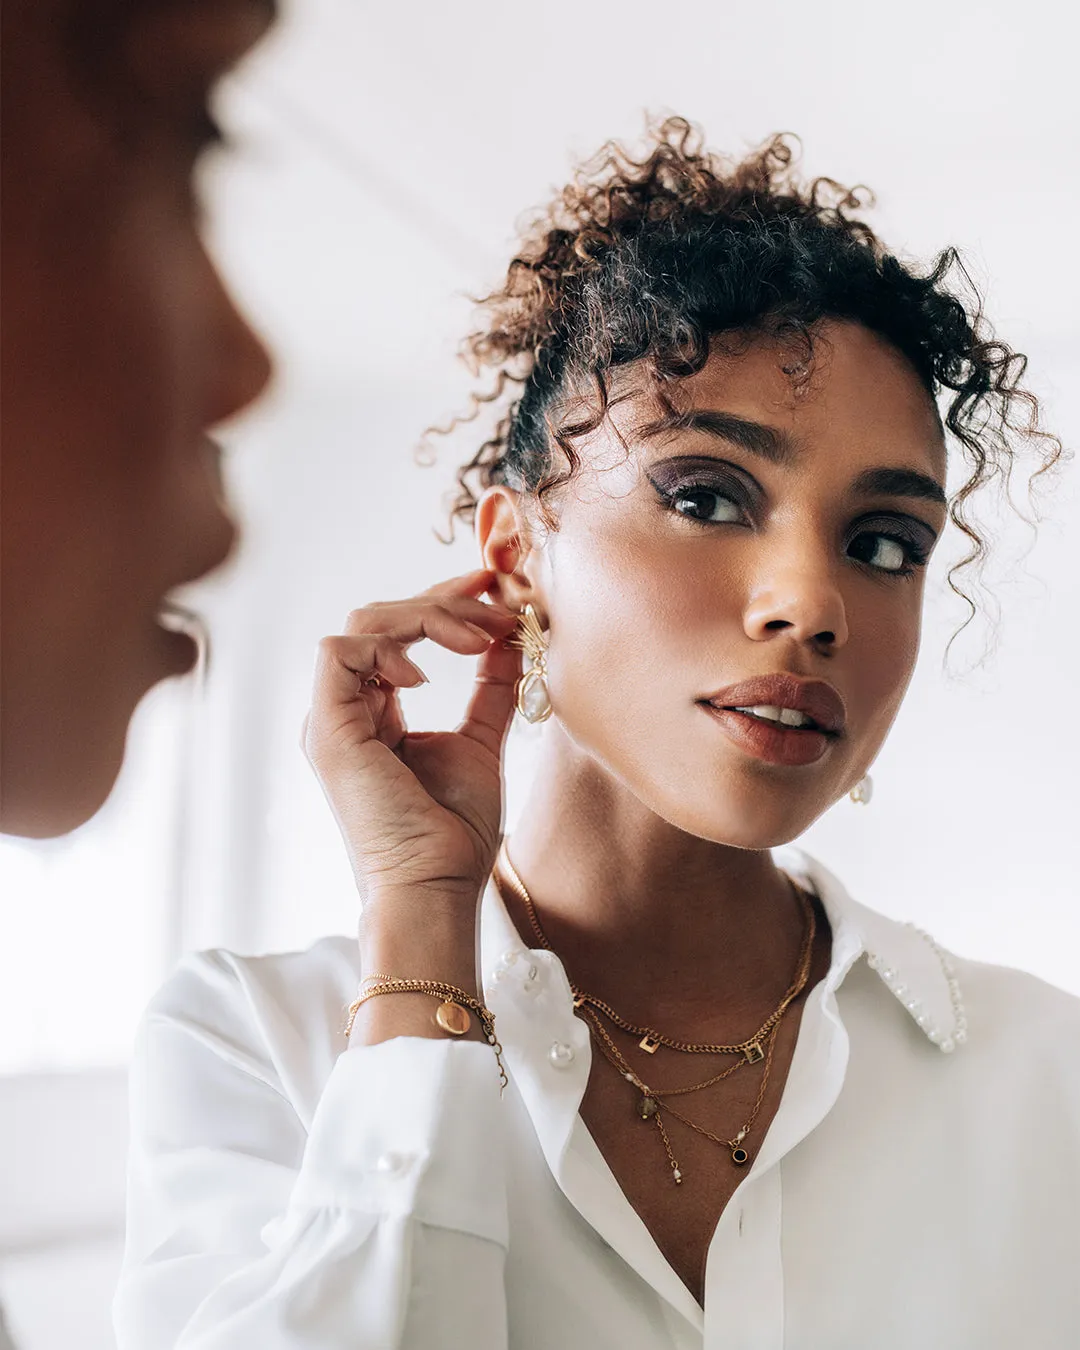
[494,845,817,1186]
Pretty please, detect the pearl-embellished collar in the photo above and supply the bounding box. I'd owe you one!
[482,844,967,1056]
[772,847,967,1053]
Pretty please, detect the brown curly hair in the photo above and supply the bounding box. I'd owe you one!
[435,117,1062,624]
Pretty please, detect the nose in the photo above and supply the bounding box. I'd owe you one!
[742,548,850,652]
[206,259,274,429]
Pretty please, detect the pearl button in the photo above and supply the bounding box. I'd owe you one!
[549,1041,575,1067]
[374,1151,410,1175]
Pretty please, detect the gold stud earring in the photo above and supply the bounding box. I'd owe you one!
[511,604,552,724]
[849,775,873,805]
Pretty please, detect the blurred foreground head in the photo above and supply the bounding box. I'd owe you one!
[1,0,274,838]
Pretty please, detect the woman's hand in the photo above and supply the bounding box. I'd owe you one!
[303,569,521,911]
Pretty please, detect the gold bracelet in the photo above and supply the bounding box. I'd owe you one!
[344,978,507,1090]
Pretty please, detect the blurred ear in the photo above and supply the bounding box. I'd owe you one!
[475,485,541,612]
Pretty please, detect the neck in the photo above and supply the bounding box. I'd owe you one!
[502,732,811,1021]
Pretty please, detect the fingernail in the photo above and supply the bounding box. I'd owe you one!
[465,622,492,641]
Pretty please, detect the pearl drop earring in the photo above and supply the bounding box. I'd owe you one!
[510,604,552,724]
[849,775,873,805]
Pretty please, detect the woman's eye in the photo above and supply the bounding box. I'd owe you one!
[849,532,914,574]
[671,489,743,524]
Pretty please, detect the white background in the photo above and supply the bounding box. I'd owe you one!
[1,0,1077,1345]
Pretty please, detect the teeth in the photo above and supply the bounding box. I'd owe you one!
[732,704,814,729]
[752,705,783,722]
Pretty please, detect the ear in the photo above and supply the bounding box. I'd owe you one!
[475,485,542,612]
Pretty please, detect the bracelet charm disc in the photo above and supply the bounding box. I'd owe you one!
[435,1000,472,1036]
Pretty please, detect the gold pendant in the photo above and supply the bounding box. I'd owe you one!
[639,1035,661,1054]
[742,1041,764,1064]
[639,1095,659,1120]
[732,1146,750,1165]
[434,1000,471,1036]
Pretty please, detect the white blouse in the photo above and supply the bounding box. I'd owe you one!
[115,848,1080,1349]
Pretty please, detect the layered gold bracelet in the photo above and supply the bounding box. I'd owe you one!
[344,976,507,1090]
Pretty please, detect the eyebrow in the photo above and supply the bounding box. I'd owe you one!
[851,466,946,507]
[641,408,947,507]
[640,409,797,465]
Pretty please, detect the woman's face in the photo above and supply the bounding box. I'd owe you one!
[491,320,948,847]
[1,0,273,836]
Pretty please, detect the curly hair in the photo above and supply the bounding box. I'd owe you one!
[434,117,1062,624]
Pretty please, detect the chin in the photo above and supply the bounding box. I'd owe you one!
[0,742,124,839]
[0,623,191,841]
[650,766,829,852]
[679,809,807,853]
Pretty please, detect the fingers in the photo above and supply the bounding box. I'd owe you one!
[342,594,518,666]
[306,573,525,763]
[458,630,521,756]
[314,633,424,705]
[418,568,502,601]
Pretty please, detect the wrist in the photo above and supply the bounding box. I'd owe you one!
[360,877,484,922]
[360,891,481,998]
[346,986,488,1050]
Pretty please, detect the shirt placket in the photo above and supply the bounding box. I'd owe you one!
[700,935,860,1350]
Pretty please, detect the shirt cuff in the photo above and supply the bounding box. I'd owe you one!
[291,1037,508,1247]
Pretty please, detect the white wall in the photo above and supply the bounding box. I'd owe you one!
[0,1072,127,1350]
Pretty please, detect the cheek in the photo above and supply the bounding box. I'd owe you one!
[847,588,923,744]
[544,514,726,749]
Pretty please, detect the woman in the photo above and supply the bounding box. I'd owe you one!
[116,122,1078,1347]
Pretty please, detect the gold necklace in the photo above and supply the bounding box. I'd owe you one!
[493,844,816,1183]
[496,845,816,1059]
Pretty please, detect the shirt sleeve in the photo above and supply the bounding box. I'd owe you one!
[114,951,509,1350]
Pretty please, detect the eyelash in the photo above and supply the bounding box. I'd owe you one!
[653,479,933,578]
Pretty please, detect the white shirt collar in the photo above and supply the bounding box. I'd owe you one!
[772,846,966,1052]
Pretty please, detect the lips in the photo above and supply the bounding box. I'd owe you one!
[701,674,846,735]
[698,674,846,768]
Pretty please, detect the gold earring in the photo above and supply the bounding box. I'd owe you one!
[511,604,552,724]
[849,775,873,805]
